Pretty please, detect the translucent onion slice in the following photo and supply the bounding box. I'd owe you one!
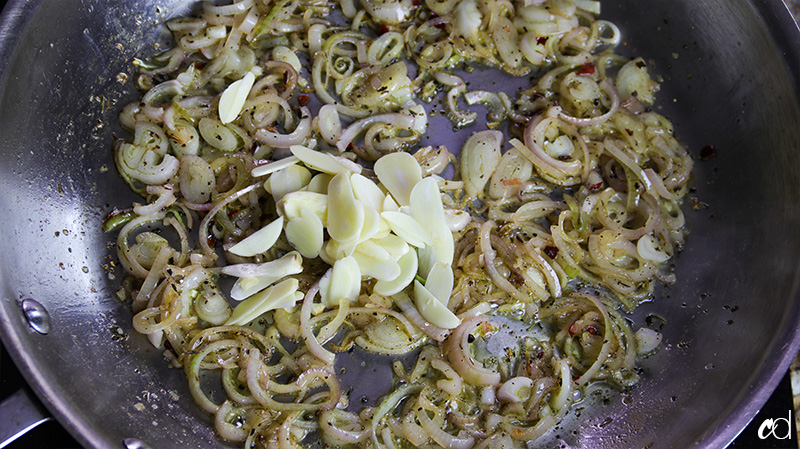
[228,216,284,257]
[219,71,256,124]
[461,130,503,198]
[413,280,460,329]
[226,278,300,325]
[497,377,534,403]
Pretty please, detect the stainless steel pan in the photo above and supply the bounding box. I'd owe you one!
[1,1,800,448]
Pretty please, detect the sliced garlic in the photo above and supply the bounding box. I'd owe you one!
[382,194,400,212]
[351,173,386,211]
[381,211,430,248]
[325,256,362,308]
[323,236,359,261]
[228,216,284,257]
[461,130,502,198]
[424,262,454,304]
[306,172,333,194]
[285,209,324,258]
[219,71,256,124]
[410,177,454,271]
[373,234,410,259]
[277,191,328,224]
[229,252,304,301]
[290,145,361,175]
[353,242,402,282]
[251,156,299,178]
[374,152,423,206]
[413,280,460,329]
[359,207,382,243]
[327,172,365,243]
[373,249,418,296]
[226,278,299,325]
[269,164,312,202]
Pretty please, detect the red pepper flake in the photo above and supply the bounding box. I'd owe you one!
[699,144,716,160]
[536,36,548,45]
[586,325,598,335]
[501,178,523,186]
[569,322,579,336]
[228,208,239,219]
[577,62,596,75]
[207,235,217,247]
[544,245,559,259]
[589,181,603,192]
[378,23,390,34]
[298,94,310,106]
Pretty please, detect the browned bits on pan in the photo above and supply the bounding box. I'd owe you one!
[699,144,716,160]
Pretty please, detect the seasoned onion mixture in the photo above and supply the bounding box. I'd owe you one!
[106,0,692,446]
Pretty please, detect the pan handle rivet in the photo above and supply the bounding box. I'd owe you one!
[20,298,51,335]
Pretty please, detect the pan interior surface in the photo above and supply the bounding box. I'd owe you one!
[0,1,799,448]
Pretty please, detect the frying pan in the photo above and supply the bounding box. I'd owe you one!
[1,0,800,448]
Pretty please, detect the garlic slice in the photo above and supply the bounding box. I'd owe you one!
[424,262,454,304]
[373,249,418,296]
[228,216,284,257]
[229,252,304,301]
[290,145,361,175]
[374,152,423,206]
[226,278,300,325]
[327,172,365,243]
[219,71,256,124]
[351,173,386,211]
[410,177,454,272]
[324,256,362,308]
[414,280,460,329]
[277,191,328,224]
[381,211,430,248]
[269,164,312,202]
[285,209,324,258]
[251,156,299,178]
[353,242,402,282]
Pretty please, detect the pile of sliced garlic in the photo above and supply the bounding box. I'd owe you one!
[223,146,472,330]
